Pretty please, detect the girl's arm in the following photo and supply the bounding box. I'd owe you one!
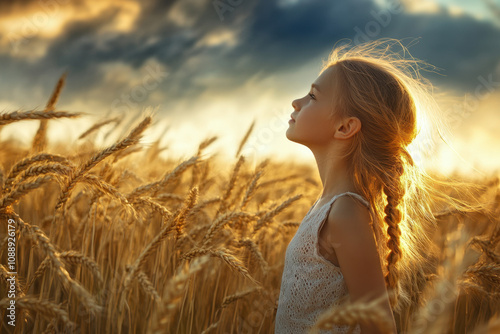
[322,195,397,334]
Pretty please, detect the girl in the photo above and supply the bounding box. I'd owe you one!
[274,39,487,334]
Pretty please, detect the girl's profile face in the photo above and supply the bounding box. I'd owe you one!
[286,65,340,148]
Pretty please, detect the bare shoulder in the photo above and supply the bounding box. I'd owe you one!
[327,195,372,233]
[320,194,373,252]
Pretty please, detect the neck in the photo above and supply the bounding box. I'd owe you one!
[310,144,358,200]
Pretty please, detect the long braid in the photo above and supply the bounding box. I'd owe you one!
[383,157,405,309]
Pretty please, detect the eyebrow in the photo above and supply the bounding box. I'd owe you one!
[311,84,321,93]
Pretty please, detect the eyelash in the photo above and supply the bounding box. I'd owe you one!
[308,93,316,100]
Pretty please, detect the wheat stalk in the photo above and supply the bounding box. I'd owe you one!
[112,168,144,186]
[282,221,301,228]
[18,163,74,180]
[0,175,57,208]
[54,116,151,213]
[221,286,263,308]
[2,153,75,194]
[179,248,261,287]
[196,136,218,156]
[259,174,301,188]
[32,72,67,152]
[137,270,161,302]
[10,212,102,314]
[131,196,173,221]
[0,295,75,330]
[238,238,270,274]
[200,321,219,334]
[80,174,136,218]
[175,187,199,238]
[155,193,185,202]
[216,155,245,216]
[113,145,143,163]
[235,120,255,157]
[123,188,198,293]
[186,197,222,220]
[78,116,121,140]
[0,166,4,193]
[0,264,25,297]
[0,110,84,126]
[151,255,209,334]
[127,156,198,200]
[201,212,256,247]
[253,194,302,234]
[240,170,263,210]
[27,250,104,291]
[42,318,57,334]
[309,294,393,334]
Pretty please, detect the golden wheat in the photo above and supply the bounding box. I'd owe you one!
[0,110,84,126]
[179,248,261,287]
[31,72,67,153]
[309,294,394,334]
[0,295,75,330]
[78,116,121,140]
[10,212,103,314]
[54,116,152,213]
[1,81,499,333]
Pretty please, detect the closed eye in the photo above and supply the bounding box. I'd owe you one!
[308,93,316,100]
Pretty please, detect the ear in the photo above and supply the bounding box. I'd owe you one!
[333,116,361,139]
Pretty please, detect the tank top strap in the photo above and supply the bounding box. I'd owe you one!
[335,191,370,208]
[307,191,370,222]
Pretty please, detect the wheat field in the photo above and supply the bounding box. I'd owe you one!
[0,76,499,334]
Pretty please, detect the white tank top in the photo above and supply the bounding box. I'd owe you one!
[275,192,370,334]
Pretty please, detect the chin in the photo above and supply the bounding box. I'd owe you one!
[285,131,301,144]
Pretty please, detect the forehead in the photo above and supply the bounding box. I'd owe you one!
[314,65,338,91]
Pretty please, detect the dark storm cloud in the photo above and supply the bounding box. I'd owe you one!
[228,0,376,74]
[381,7,500,91]
[216,0,500,92]
[1,0,499,111]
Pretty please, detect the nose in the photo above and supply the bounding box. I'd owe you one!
[292,98,300,111]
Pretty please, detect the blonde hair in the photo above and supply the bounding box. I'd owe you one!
[319,39,491,322]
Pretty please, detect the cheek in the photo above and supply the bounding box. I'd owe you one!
[296,109,315,125]
[298,109,328,129]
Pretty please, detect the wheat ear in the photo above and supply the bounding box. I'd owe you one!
[150,256,209,334]
[2,153,75,194]
[201,212,256,247]
[240,170,263,210]
[27,250,104,291]
[215,155,245,216]
[32,72,67,152]
[238,238,270,274]
[0,175,57,208]
[123,188,198,292]
[309,294,393,334]
[253,194,302,234]
[78,116,120,140]
[221,286,263,308]
[0,110,84,126]
[54,116,151,213]
[127,156,198,200]
[180,248,261,287]
[0,296,75,330]
[137,270,161,302]
[11,212,102,314]
[235,120,255,157]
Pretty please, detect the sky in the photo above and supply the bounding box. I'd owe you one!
[0,0,499,177]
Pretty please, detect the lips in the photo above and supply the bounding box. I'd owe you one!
[290,114,296,122]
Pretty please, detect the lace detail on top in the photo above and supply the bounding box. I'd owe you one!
[275,192,370,334]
